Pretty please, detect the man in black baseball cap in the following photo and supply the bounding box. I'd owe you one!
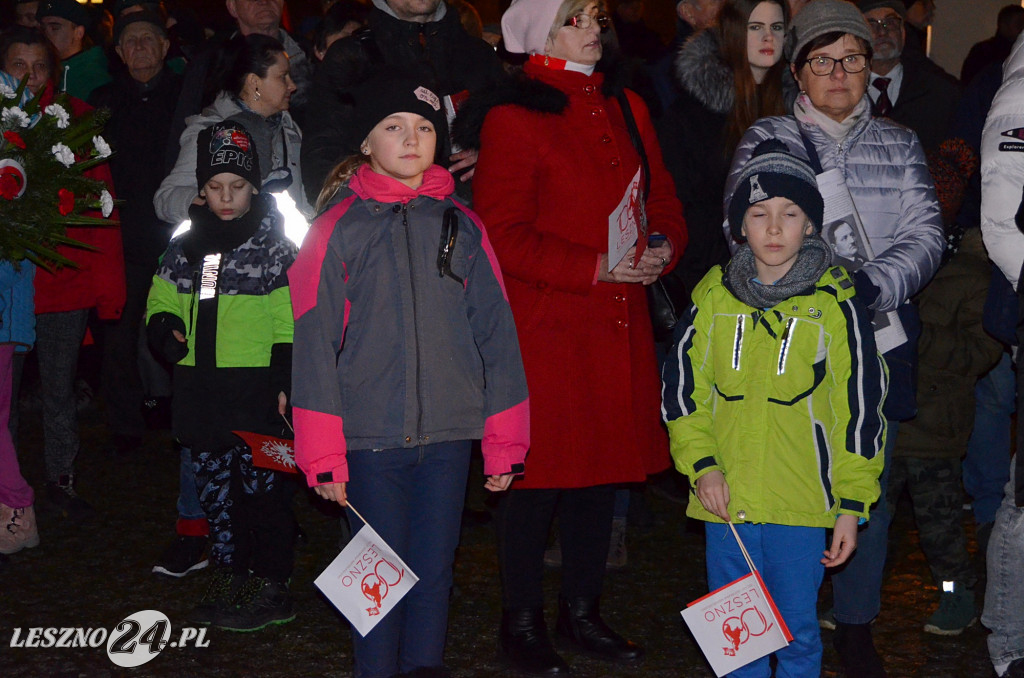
[37,0,111,100]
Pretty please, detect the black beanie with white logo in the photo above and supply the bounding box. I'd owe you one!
[196,121,262,191]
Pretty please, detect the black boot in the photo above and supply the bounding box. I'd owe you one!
[500,607,570,676]
[555,596,644,665]
[834,622,887,678]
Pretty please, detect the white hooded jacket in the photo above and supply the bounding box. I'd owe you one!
[981,31,1024,288]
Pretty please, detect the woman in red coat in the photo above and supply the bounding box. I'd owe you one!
[469,0,686,674]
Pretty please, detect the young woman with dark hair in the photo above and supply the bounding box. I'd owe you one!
[657,0,789,303]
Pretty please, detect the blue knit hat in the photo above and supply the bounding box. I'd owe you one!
[729,139,825,242]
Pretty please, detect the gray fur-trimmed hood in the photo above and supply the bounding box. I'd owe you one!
[675,29,735,114]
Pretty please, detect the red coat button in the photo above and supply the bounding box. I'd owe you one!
[610,158,620,167]
[616,320,628,328]
[614,294,625,302]
[591,108,603,117]
[601,135,612,144]
[584,84,596,94]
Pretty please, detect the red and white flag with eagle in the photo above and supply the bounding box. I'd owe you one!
[232,431,299,474]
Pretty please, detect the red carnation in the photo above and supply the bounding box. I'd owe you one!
[3,131,26,149]
[0,174,18,200]
[58,188,75,216]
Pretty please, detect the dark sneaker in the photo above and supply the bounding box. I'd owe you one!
[187,569,249,626]
[923,583,976,636]
[153,536,209,578]
[834,622,886,678]
[214,577,295,632]
[46,474,95,521]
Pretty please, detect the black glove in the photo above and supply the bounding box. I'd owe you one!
[853,269,881,309]
[147,312,189,364]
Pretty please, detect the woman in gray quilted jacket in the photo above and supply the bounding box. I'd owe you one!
[721,1,944,676]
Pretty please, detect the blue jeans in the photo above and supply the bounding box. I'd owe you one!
[964,353,1014,525]
[705,522,825,678]
[983,460,1024,676]
[345,440,471,678]
[177,446,205,521]
[831,419,898,625]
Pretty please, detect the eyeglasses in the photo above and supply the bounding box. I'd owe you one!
[803,53,869,76]
[866,16,903,33]
[564,13,612,33]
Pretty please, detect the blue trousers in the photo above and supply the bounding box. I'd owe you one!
[705,522,825,678]
[177,446,205,521]
[345,440,471,678]
[831,419,898,625]
[963,353,1014,525]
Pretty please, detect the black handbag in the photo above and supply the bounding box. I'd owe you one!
[616,93,684,343]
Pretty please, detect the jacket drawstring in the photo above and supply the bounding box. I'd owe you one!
[188,270,199,337]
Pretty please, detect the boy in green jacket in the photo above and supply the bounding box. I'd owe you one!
[662,140,887,677]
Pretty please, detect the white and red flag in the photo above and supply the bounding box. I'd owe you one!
[680,524,792,676]
[232,430,299,474]
[315,508,418,637]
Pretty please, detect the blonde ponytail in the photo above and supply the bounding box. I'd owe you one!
[315,154,370,213]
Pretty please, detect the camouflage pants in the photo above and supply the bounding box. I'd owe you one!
[191,443,294,580]
[885,456,975,586]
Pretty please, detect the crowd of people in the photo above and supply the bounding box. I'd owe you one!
[0,0,1022,677]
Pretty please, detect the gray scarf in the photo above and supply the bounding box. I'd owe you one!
[723,236,833,309]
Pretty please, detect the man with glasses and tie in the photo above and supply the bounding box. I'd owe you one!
[857,0,958,153]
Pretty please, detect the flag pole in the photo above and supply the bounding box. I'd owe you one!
[346,500,369,527]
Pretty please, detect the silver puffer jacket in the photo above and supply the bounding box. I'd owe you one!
[723,102,945,313]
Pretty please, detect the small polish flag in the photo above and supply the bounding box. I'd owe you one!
[232,431,299,474]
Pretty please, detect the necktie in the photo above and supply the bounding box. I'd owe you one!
[873,77,893,117]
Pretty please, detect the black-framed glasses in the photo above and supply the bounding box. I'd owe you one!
[866,16,903,33]
[437,208,463,284]
[564,13,611,33]
[803,53,869,76]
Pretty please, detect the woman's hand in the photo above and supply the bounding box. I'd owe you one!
[599,247,655,284]
[598,238,672,285]
[484,473,515,492]
[314,481,347,507]
[822,514,859,567]
[638,232,674,285]
[695,470,731,521]
[449,149,479,182]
